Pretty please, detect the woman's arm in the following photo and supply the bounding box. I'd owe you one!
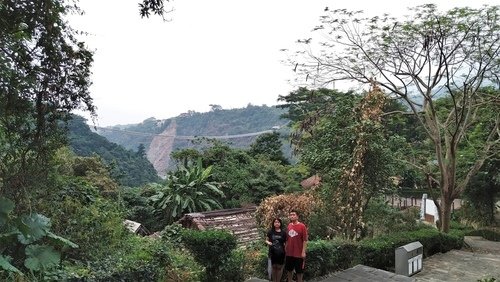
[265,231,272,246]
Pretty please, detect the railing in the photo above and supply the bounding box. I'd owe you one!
[385,195,462,211]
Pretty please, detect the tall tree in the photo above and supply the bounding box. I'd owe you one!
[0,0,95,209]
[279,87,398,239]
[290,5,500,232]
[248,132,289,165]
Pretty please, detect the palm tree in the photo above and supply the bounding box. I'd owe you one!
[150,159,224,221]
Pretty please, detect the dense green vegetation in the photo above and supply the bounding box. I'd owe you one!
[290,4,500,233]
[1,1,498,281]
[99,104,290,152]
[67,115,159,187]
[97,117,172,151]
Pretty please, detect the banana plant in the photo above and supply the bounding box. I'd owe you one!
[150,159,224,221]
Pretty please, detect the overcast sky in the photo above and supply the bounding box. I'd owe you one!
[69,0,497,126]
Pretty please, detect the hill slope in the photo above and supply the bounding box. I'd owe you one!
[96,105,290,175]
[67,115,160,186]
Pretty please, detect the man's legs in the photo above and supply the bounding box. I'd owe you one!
[285,256,294,282]
[295,257,304,282]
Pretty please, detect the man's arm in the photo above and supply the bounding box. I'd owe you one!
[302,224,308,257]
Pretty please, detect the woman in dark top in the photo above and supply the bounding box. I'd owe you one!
[265,217,287,282]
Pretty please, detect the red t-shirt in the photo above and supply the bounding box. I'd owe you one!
[285,222,308,258]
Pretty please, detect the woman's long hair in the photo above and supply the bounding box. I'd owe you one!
[269,217,283,232]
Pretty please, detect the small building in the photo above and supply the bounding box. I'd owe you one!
[301,174,321,189]
[178,206,259,246]
[123,219,150,236]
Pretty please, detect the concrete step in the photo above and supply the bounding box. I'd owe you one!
[317,265,415,282]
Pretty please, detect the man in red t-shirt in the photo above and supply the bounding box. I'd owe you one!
[285,210,308,282]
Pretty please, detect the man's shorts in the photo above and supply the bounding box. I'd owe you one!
[285,256,305,274]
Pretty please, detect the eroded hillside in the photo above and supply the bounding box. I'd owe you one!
[147,119,177,178]
[97,105,291,176]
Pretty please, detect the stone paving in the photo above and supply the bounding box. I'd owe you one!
[412,249,500,281]
[412,236,500,281]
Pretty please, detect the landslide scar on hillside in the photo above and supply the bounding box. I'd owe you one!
[147,119,176,178]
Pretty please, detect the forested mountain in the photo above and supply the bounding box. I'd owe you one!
[96,104,291,174]
[67,115,160,186]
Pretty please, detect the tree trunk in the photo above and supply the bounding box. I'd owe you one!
[439,194,453,233]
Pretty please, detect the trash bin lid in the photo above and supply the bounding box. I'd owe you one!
[398,241,423,252]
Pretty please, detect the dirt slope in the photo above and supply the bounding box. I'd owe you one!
[146,119,176,178]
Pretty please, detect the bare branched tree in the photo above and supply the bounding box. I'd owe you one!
[290,4,500,232]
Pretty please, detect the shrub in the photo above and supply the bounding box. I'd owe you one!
[181,229,240,281]
[0,197,78,280]
[163,245,204,282]
[256,193,318,229]
[307,209,341,240]
[466,229,500,242]
[363,198,420,237]
[42,236,169,281]
[358,228,466,271]
[160,223,184,244]
[242,244,268,279]
[303,240,357,280]
[218,249,246,282]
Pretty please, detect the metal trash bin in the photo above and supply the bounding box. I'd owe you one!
[395,241,423,276]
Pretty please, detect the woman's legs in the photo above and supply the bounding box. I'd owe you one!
[272,264,284,282]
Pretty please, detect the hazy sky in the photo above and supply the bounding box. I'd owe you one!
[69,0,497,126]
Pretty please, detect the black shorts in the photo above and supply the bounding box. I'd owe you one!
[285,256,305,274]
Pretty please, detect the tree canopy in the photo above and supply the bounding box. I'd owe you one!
[289,4,500,232]
[0,0,95,209]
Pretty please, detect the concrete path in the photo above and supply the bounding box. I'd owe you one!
[412,236,500,281]
[412,249,500,281]
[313,265,415,282]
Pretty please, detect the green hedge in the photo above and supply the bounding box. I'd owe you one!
[253,227,468,281]
[358,228,464,271]
[466,229,500,242]
[305,240,358,279]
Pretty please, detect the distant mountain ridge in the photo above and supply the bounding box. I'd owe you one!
[67,115,160,187]
[96,104,290,175]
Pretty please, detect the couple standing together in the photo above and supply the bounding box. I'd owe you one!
[266,210,308,282]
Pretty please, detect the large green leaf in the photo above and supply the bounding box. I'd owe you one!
[46,232,79,248]
[172,205,178,218]
[181,197,191,210]
[24,244,60,272]
[0,231,19,241]
[0,197,14,215]
[203,198,222,209]
[16,214,50,244]
[0,197,14,226]
[200,165,213,182]
[198,200,213,211]
[204,183,224,197]
[0,255,21,274]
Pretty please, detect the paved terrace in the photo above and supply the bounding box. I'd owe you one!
[246,236,500,282]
